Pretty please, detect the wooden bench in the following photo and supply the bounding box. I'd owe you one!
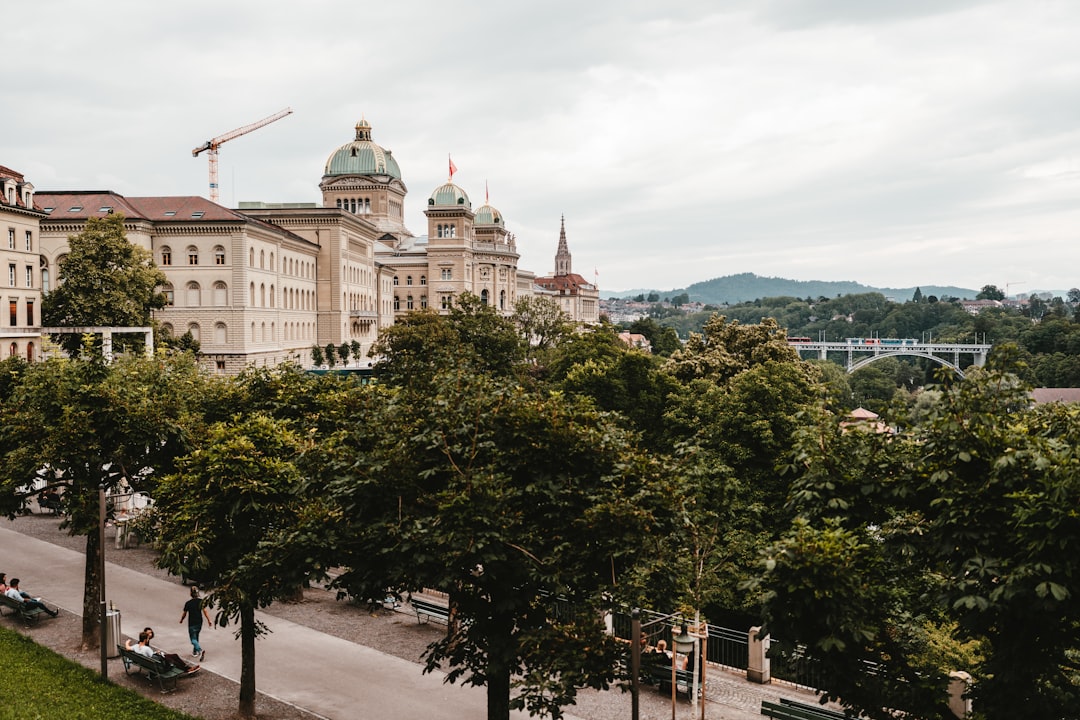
[641,660,702,700]
[0,593,53,625]
[117,645,192,693]
[410,597,450,624]
[762,698,853,720]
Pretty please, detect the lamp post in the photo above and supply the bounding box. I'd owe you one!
[671,623,696,720]
[99,484,108,679]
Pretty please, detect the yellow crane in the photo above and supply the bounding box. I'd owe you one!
[192,107,293,204]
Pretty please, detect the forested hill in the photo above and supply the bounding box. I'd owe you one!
[613,273,976,305]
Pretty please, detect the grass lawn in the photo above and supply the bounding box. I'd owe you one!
[0,625,199,720]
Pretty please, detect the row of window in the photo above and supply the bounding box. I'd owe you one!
[393,295,429,311]
[158,245,314,278]
[161,320,317,345]
[8,298,34,326]
[392,274,427,286]
[435,224,457,238]
[7,264,33,288]
[6,228,33,252]
[337,198,372,214]
[7,341,34,362]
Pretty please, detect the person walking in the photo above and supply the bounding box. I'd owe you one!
[179,586,212,660]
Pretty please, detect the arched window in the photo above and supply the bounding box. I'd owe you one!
[161,246,172,266]
[251,322,256,341]
[393,276,399,286]
[213,282,227,306]
[420,275,427,286]
[500,290,506,309]
[421,295,428,309]
[260,250,265,269]
[269,252,274,271]
[260,283,266,307]
[214,246,225,265]
[163,283,175,306]
[393,295,400,311]
[214,323,227,344]
[26,342,34,362]
[249,248,255,266]
[187,323,201,342]
[406,275,413,286]
[480,289,489,305]
[187,246,198,265]
[269,285,275,308]
[41,268,50,293]
[8,342,16,357]
[249,282,255,305]
[161,323,174,336]
[406,295,414,310]
[186,281,201,307]
[261,322,267,341]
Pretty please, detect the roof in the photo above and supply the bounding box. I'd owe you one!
[1030,388,1080,404]
[473,203,503,226]
[534,273,595,293]
[36,191,249,222]
[323,120,402,180]
[428,182,470,208]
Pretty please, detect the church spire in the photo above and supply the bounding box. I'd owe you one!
[555,214,571,276]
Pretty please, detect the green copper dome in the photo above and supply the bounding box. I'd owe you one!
[324,120,402,179]
[428,182,470,208]
[473,203,503,226]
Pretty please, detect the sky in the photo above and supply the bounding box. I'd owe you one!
[4,1,1080,296]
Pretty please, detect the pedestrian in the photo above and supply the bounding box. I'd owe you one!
[179,586,212,660]
[4,577,59,616]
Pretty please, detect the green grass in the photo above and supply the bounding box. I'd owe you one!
[0,625,200,720]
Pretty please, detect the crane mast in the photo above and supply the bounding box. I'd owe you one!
[192,107,293,204]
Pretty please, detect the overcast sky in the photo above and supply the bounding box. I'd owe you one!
[5,1,1080,295]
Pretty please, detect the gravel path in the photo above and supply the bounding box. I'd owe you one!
[1,510,823,720]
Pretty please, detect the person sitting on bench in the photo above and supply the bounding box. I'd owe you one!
[127,628,200,673]
[4,578,58,617]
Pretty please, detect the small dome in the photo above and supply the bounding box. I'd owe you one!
[473,203,503,226]
[428,182,470,208]
[324,120,402,179]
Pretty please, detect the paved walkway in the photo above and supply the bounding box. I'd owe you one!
[1,524,825,720]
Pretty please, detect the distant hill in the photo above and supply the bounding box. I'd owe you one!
[610,273,978,305]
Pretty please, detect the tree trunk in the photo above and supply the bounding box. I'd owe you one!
[81,530,102,650]
[239,603,257,717]
[485,611,514,720]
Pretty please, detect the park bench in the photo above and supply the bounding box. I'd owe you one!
[410,596,450,624]
[0,593,53,625]
[641,660,702,700]
[761,698,853,720]
[117,645,194,693]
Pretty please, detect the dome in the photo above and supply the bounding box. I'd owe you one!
[324,120,402,179]
[428,182,470,208]
[473,203,503,226]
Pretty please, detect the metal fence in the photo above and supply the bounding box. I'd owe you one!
[611,608,749,672]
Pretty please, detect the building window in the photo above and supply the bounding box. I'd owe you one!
[40,268,49,294]
[25,266,32,287]
[25,299,33,326]
[393,276,399,286]
[186,281,201,307]
[500,290,506,310]
[7,264,14,286]
[406,275,413,286]
[9,299,16,326]
[440,294,452,310]
[420,295,428,309]
[406,295,414,310]
[6,228,13,249]
[163,284,174,306]
[393,295,400,311]
[481,289,489,305]
[214,282,227,306]
[440,268,452,281]
[420,275,427,286]
[214,246,225,265]
[215,322,227,344]
[25,231,32,252]
[187,246,198,265]
[161,246,172,265]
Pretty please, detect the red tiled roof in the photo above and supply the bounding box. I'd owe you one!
[36,191,248,222]
[535,273,592,292]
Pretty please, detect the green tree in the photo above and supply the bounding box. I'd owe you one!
[0,347,202,648]
[977,284,1006,301]
[338,342,351,366]
[41,214,167,355]
[324,343,337,368]
[512,295,573,360]
[155,413,308,718]
[305,372,670,720]
[310,344,324,368]
[912,287,923,303]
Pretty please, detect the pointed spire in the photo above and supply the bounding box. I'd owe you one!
[555,214,571,276]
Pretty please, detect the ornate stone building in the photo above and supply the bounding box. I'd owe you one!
[0,166,44,361]
[534,216,599,324]
[22,118,594,371]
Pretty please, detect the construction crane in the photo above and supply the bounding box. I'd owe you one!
[192,107,293,204]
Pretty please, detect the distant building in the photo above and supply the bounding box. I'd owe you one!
[959,299,1003,315]
[1030,388,1080,405]
[0,166,44,361]
[617,332,651,353]
[14,117,599,372]
[534,216,599,324]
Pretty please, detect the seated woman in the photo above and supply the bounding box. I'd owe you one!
[126,629,200,673]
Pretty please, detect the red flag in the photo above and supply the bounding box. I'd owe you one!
[449,155,457,180]
[485,180,489,204]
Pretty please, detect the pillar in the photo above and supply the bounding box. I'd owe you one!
[747,626,770,683]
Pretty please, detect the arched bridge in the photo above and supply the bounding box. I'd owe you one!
[787,338,992,378]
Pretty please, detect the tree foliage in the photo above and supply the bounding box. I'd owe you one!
[41,214,167,354]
